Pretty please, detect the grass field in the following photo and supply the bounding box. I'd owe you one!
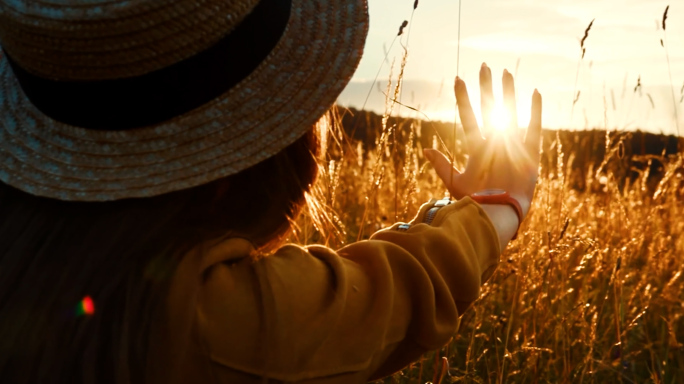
[290,106,684,383]
[286,6,684,381]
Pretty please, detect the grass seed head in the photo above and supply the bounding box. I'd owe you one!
[580,18,595,49]
[398,20,409,36]
[634,75,642,94]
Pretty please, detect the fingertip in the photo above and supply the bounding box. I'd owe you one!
[502,72,515,90]
[425,148,451,163]
[529,93,542,126]
[526,89,543,148]
[423,148,434,162]
[455,78,470,99]
[532,91,542,111]
[480,64,493,80]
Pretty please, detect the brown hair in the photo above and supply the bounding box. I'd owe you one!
[0,127,319,384]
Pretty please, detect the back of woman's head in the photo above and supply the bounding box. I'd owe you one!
[0,128,319,384]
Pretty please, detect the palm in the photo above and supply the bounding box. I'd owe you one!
[425,63,542,214]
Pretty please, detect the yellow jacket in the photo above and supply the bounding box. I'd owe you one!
[146,197,500,384]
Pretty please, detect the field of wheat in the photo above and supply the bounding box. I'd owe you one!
[286,4,684,382]
[288,100,684,384]
[285,4,684,382]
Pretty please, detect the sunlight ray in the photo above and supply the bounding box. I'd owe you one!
[490,104,512,133]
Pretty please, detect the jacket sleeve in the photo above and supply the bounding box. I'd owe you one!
[197,197,501,382]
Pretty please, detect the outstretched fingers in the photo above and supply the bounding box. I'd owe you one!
[502,70,518,132]
[479,63,494,138]
[455,77,484,149]
[525,89,543,158]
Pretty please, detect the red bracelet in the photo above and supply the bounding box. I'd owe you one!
[470,189,524,239]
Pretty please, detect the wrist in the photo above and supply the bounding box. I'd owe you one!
[469,189,529,247]
[470,189,526,228]
[479,203,519,252]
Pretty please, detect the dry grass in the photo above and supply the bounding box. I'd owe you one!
[292,105,684,383]
[289,6,684,382]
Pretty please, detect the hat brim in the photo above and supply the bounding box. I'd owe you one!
[0,0,368,201]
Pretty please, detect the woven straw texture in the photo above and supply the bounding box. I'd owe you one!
[0,0,368,201]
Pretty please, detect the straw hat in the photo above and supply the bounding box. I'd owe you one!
[0,0,368,201]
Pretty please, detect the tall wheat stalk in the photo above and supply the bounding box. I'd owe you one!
[660,5,681,138]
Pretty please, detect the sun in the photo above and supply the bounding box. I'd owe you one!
[490,104,512,133]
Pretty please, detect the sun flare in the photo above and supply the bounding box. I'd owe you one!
[490,105,511,133]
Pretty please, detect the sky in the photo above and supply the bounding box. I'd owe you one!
[337,0,684,135]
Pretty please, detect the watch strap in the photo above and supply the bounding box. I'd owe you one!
[469,191,524,239]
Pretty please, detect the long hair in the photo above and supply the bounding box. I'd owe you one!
[0,127,320,384]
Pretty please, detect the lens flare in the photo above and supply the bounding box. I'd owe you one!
[76,296,95,316]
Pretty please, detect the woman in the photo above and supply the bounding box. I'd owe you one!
[0,0,541,383]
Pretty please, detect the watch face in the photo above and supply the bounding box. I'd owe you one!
[472,188,507,197]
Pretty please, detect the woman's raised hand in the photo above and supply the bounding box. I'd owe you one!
[424,63,542,219]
